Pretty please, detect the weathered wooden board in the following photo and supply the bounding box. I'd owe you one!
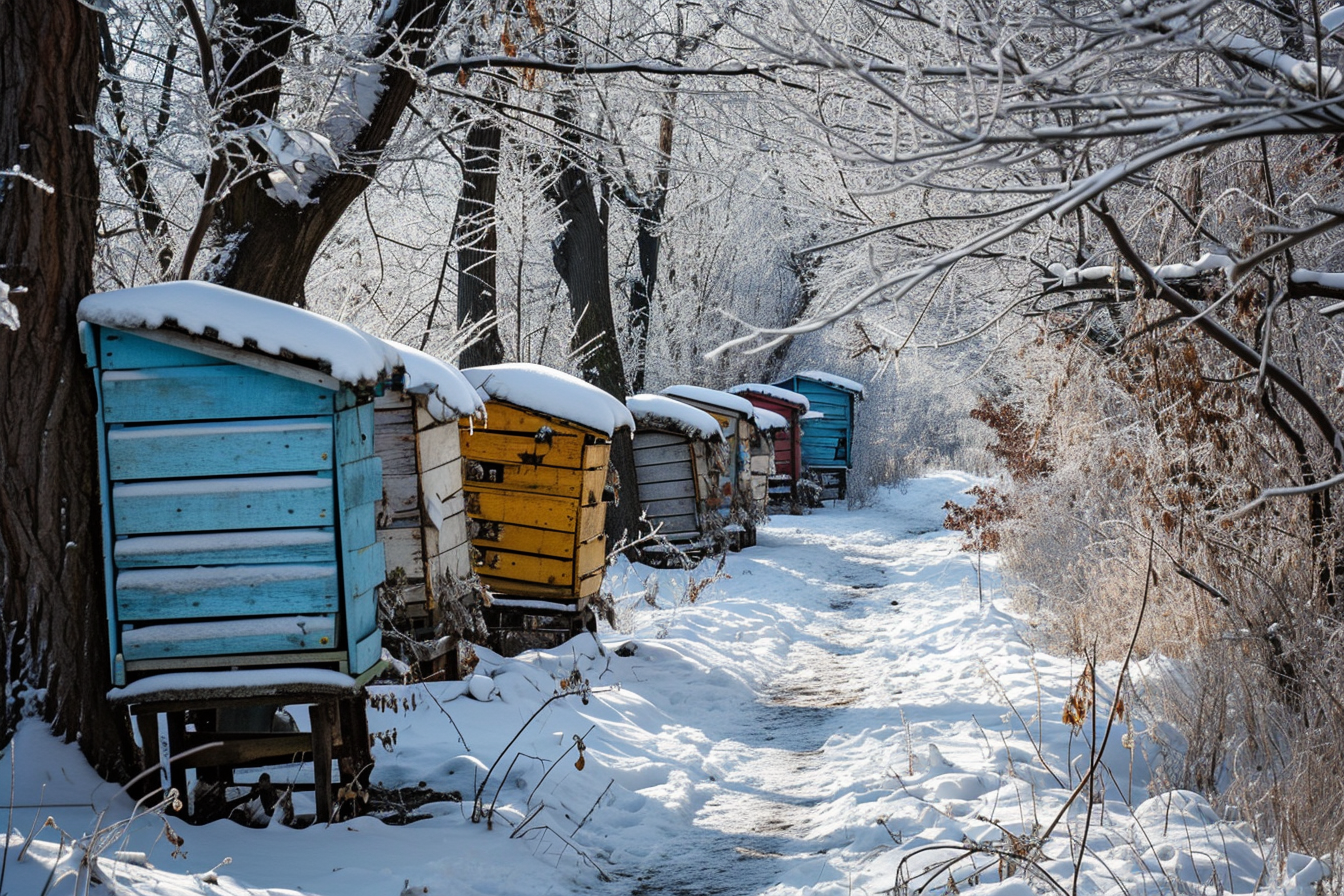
[416,421,462,471]
[116,564,339,621]
[644,496,699,519]
[480,569,603,601]
[469,519,577,559]
[102,366,334,423]
[121,615,338,661]
[639,478,698,503]
[459,428,594,471]
[464,488,579,532]
[631,430,685,450]
[473,534,605,588]
[112,475,334,535]
[339,455,384,512]
[97,330,228,371]
[107,418,332,481]
[464,461,605,503]
[113,529,337,568]
[420,458,464,517]
[645,512,701,539]
[379,526,426,577]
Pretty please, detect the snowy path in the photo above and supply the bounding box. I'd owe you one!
[1,474,1326,896]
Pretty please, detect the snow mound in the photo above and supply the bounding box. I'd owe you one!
[463,363,635,436]
[729,382,811,411]
[627,393,724,441]
[659,384,755,416]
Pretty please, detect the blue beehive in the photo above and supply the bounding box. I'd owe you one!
[78,283,401,688]
[772,370,865,500]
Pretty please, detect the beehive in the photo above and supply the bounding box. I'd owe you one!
[459,365,634,622]
[626,394,726,562]
[659,385,758,548]
[729,383,810,505]
[772,370,865,500]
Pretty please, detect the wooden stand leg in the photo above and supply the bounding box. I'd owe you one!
[309,703,334,824]
[133,712,163,802]
[165,711,189,812]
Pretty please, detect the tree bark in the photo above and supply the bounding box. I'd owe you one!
[456,115,505,368]
[0,0,138,778]
[201,0,450,304]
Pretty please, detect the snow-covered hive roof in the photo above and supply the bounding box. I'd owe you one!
[383,339,483,423]
[463,363,635,437]
[79,282,483,421]
[751,407,789,432]
[627,394,723,442]
[728,382,811,411]
[660,384,755,417]
[792,370,865,396]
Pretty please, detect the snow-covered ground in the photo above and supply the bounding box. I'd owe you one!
[1,473,1328,896]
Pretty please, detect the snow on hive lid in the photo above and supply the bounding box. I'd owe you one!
[79,282,399,388]
[728,382,810,411]
[789,370,865,396]
[627,394,723,442]
[463,363,634,436]
[751,407,789,432]
[660,384,755,417]
[384,339,484,422]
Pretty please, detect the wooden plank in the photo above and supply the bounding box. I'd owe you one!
[645,512,702,538]
[464,488,579,532]
[112,475,334,535]
[420,457,464,511]
[639,478,698,503]
[97,329,227,371]
[475,401,605,439]
[351,629,383,677]
[481,568,603,601]
[339,455,383,511]
[92,364,122,684]
[379,526,425,576]
[121,615,338,660]
[113,529,338,569]
[416,422,462,470]
[634,439,693,465]
[632,430,688,450]
[644,496,699,518]
[102,365,334,423]
[116,564,338,621]
[471,519,577,559]
[181,733,315,768]
[380,472,420,523]
[334,403,376,465]
[373,423,418,478]
[123,648,349,675]
[463,461,605,503]
[460,426,591,471]
[108,418,333,481]
[342,505,375,556]
[473,535,606,588]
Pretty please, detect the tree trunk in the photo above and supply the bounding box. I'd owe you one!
[0,0,138,778]
[456,115,505,368]
[201,0,450,304]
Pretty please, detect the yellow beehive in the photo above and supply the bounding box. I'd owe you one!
[458,364,634,611]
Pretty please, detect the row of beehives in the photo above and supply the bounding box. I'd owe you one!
[77,283,863,694]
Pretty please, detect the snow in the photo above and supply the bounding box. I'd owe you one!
[463,363,635,436]
[660,383,756,416]
[1,474,1326,896]
[117,564,333,593]
[791,369,866,395]
[385,338,485,422]
[627,393,724,441]
[113,474,331,498]
[0,277,19,330]
[110,669,363,703]
[114,530,334,560]
[751,406,789,432]
[79,284,479,413]
[729,382,811,411]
